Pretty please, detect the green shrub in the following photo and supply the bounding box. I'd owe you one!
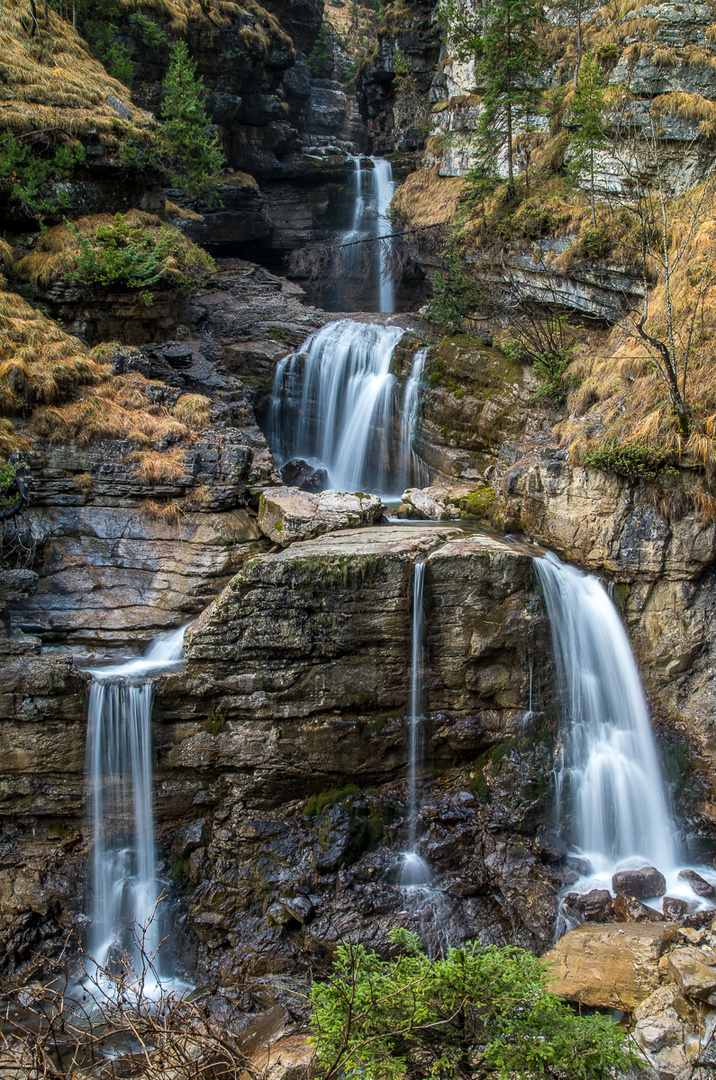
[304,782,361,818]
[530,348,572,406]
[0,461,20,510]
[101,40,133,85]
[0,135,85,219]
[310,928,639,1080]
[67,214,215,302]
[581,441,678,481]
[129,11,170,52]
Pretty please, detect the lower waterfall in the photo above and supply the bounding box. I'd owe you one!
[85,626,187,993]
[402,558,431,886]
[267,319,428,495]
[535,553,678,882]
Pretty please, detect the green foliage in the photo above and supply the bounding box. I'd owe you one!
[203,710,225,735]
[428,237,481,332]
[159,41,225,199]
[308,22,333,77]
[568,51,606,223]
[128,11,170,53]
[102,39,133,85]
[441,0,545,191]
[459,486,499,521]
[310,929,639,1080]
[581,441,678,481]
[171,854,190,881]
[530,348,572,406]
[0,461,19,510]
[0,135,85,219]
[67,214,215,302]
[304,782,361,818]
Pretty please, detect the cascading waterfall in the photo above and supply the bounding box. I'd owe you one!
[268,319,428,496]
[401,559,431,886]
[535,552,677,877]
[372,158,396,314]
[330,156,397,313]
[85,626,187,992]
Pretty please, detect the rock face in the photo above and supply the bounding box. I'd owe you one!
[545,922,679,1010]
[257,487,384,545]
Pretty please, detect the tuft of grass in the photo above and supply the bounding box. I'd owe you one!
[131,449,189,486]
[140,498,182,524]
[392,167,465,229]
[172,393,212,428]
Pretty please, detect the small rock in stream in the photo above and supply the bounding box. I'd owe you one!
[678,868,716,897]
[614,893,664,922]
[532,827,567,863]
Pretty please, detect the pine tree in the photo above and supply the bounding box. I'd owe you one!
[159,40,225,198]
[446,0,545,195]
[568,50,605,224]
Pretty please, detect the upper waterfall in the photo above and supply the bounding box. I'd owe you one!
[535,552,677,873]
[267,319,428,496]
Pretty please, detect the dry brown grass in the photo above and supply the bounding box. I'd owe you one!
[558,187,716,477]
[132,450,189,486]
[117,0,292,54]
[392,167,465,229]
[172,393,212,428]
[140,498,182,524]
[0,292,112,415]
[0,0,155,140]
[652,91,716,125]
[164,201,204,222]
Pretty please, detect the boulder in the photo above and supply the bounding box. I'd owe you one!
[678,869,716,897]
[563,888,615,922]
[612,866,667,900]
[401,487,445,520]
[663,896,692,921]
[666,946,716,1000]
[532,827,568,863]
[614,893,664,923]
[258,488,384,546]
[544,922,678,1010]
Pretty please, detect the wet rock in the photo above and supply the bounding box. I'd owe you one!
[633,984,696,1076]
[666,946,716,999]
[614,893,664,923]
[678,869,716,897]
[300,468,328,494]
[663,896,692,921]
[532,827,567,863]
[258,487,384,546]
[564,889,615,922]
[176,818,212,859]
[279,459,328,493]
[611,866,667,900]
[544,922,679,1010]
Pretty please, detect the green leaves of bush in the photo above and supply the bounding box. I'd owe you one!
[0,135,85,219]
[310,930,639,1080]
[68,214,215,303]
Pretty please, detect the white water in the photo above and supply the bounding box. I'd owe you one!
[85,626,187,994]
[268,319,428,496]
[402,560,431,887]
[535,553,680,887]
[333,156,397,312]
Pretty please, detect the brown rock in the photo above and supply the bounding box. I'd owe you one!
[678,869,716,897]
[666,947,716,1000]
[544,922,678,1010]
[258,487,384,546]
[614,892,664,923]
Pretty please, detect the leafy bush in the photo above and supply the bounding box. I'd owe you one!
[0,461,20,510]
[581,442,678,481]
[0,135,85,219]
[304,782,361,818]
[67,214,215,302]
[310,928,639,1080]
[530,348,572,406]
[308,23,334,77]
[100,40,133,85]
[428,239,481,333]
[128,11,170,53]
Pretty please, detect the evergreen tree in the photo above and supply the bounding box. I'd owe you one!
[446,0,546,195]
[159,40,225,198]
[568,50,605,224]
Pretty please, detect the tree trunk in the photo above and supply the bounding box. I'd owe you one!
[573,0,582,87]
[590,147,596,225]
[28,0,39,35]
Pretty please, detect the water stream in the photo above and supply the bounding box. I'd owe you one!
[84,626,187,993]
[268,319,427,496]
[402,559,431,886]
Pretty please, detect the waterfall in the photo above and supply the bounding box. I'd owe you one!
[402,559,431,886]
[535,553,677,874]
[85,626,186,991]
[268,320,427,496]
[331,156,396,312]
[372,158,396,314]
